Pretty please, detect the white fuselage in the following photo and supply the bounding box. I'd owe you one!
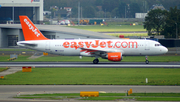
[17,39,168,56]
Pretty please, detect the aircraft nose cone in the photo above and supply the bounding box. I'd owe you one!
[163,47,168,53]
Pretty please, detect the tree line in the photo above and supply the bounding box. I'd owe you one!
[44,0,180,18]
[144,6,180,38]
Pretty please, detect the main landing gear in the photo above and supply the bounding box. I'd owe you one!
[145,56,149,64]
[93,59,99,64]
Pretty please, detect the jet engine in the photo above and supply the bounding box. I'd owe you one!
[105,52,123,62]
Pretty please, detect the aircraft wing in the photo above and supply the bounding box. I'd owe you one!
[79,47,123,56]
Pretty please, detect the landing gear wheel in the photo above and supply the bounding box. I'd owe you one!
[93,59,99,64]
[145,60,149,64]
[145,56,149,64]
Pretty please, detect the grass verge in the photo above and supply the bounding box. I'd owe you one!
[15,93,180,101]
[0,49,34,51]
[68,25,146,32]
[0,68,8,72]
[136,97,180,101]
[0,55,179,62]
[1,68,180,85]
[107,33,148,37]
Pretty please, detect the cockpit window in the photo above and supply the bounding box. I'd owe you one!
[155,44,162,46]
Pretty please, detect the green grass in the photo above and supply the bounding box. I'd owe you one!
[106,21,143,25]
[80,97,123,100]
[0,55,30,62]
[1,68,180,85]
[0,55,179,62]
[0,68,8,72]
[107,33,148,37]
[22,93,80,97]
[136,97,180,101]
[82,97,180,101]
[15,93,180,101]
[0,49,34,51]
[130,93,180,97]
[68,25,146,32]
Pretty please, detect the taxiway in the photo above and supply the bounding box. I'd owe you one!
[0,85,180,102]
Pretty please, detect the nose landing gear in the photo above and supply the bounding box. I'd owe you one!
[145,56,149,64]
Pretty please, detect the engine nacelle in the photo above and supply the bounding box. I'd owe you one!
[107,52,122,62]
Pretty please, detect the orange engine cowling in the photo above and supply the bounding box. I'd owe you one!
[107,52,122,62]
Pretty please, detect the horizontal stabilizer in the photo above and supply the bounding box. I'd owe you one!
[17,42,37,47]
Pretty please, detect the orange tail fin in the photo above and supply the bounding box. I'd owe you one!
[19,16,49,41]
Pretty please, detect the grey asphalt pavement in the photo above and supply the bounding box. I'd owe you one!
[0,85,180,102]
[0,62,180,68]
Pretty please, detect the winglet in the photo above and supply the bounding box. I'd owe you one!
[19,16,49,41]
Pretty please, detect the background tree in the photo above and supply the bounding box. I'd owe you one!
[50,8,58,18]
[162,6,180,38]
[102,0,119,12]
[83,6,96,18]
[130,3,141,18]
[144,6,180,38]
[44,0,180,18]
[111,7,119,18]
[118,2,126,18]
[95,0,103,6]
[143,9,168,36]
[71,6,78,18]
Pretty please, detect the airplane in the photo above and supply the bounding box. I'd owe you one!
[17,16,168,64]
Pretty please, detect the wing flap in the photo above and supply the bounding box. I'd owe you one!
[79,47,123,55]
